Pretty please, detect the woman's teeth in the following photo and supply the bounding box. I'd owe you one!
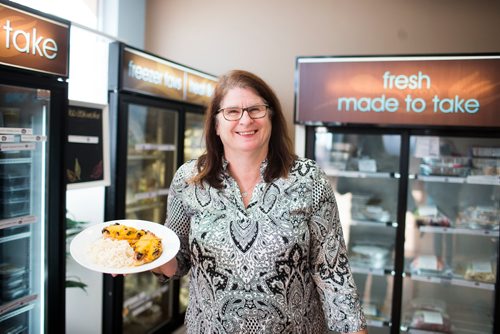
[238,131,256,135]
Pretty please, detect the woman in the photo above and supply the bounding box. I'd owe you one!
[153,70,367,333]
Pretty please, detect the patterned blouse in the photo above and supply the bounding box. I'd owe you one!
[165,157,366,333]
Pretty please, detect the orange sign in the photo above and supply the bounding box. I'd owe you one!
[0,3,69,76]
[121,47,217,106]
[296,56,500,128]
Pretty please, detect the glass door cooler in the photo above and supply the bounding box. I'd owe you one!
[311,127,404,334]
[402,134,499,334]
[0,78,67,334]
[0,3,69,331]
[104,42,216,334]
[123,100,179,334]
[297,54,500,333]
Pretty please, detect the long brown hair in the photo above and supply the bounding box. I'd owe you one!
[192,70,296,188]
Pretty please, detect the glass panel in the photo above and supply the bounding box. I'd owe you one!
[0,84,49,333]
[403,135,499,333]
[123,103,178,333]
[184,112,205,162]
[314,128,401,332]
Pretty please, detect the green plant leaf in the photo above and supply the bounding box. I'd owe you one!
[65,279,88,292]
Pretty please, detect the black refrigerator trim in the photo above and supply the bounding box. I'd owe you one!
[304,123,500,333]
[0,66,68,334]
[104,90,205,334]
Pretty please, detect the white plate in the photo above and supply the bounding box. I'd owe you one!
[70,219,180,274]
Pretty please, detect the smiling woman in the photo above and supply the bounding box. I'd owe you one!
[152,70,368,334]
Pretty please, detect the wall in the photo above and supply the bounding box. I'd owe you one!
[145,0,500,147]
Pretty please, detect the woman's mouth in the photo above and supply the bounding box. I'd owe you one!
[237,130,256,136]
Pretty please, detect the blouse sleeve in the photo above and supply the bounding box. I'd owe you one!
[309,167,367,333]
[164,163,193,279]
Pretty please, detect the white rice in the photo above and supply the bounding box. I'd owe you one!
[87,238,135,268]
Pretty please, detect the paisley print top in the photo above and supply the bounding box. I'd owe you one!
[165,158,366,334]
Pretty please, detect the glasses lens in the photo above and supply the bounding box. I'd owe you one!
[220,104,268,121]
[247,105,267,119]
[223,108,243,120]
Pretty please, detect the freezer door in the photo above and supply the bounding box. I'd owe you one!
[0,84,50,333]
[402,135,499,334]
[123,103,179,333]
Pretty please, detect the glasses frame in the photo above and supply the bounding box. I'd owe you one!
[217,104,270,121]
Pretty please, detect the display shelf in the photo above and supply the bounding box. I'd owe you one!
[418,226,499,237]
[351,219,398,228]
[0,303,34,323]
[0,215,36,230]
[130,188,169,202]
[351,265,394,276]
[125,201,165,214]
[366,318,391,328]
[127,154,159,161]
[0,158,32,165]
[0,294,37,316]
[408,273,495,291]
[133,143,176,152]
[415,174,500,186]
[0,231,30,244]
[323,168,396,179]
[124,284,169,317]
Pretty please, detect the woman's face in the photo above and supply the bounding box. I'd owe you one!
[216,87,272,159]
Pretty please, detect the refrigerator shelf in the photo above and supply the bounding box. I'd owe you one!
[0,232,30,244]
[408,274,495,291]
[351,266,394,276]
[127,154,160,161]
[366,318,391,328]
[0,303,34,323]
[0,216,36,231]
[0,158,32,165]
[0,294,37,317]
[351,219,399,228]
[418,226,499,238]
[324,168,395,179]
[415,174,500,186]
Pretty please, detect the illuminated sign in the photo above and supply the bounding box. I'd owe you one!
[0,2,69,76]
[121,47,217,106]
[296,55,500,127]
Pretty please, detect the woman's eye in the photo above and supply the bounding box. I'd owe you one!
[226,109,241,115]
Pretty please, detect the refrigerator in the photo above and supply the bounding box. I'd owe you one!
[296,55,500,334]
[0,2,70,333]
[104,42,216,334]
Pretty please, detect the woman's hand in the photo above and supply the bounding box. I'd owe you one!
[151,257,178,277]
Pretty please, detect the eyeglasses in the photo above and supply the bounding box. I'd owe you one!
[217,104,269,121]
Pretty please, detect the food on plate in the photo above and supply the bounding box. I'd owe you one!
[133,231,163,265]
[87,223,163,267]
[88,238,135,268]
[102,222,145,247]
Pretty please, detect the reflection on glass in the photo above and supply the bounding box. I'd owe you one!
[184,112,205,162]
